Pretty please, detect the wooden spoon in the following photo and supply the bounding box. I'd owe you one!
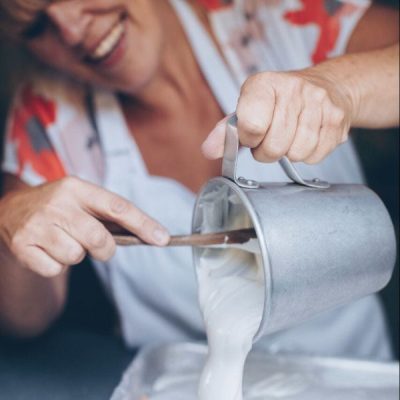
[112,228,257,248]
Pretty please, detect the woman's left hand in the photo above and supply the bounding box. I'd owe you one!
[202,69,355,164]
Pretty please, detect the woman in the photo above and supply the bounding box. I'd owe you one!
[0,0,398,359]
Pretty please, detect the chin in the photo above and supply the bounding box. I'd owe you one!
[102,65,160,95]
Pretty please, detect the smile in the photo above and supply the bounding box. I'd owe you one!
[86,20,126,65]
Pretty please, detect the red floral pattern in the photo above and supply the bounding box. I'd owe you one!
[9,85,66,181]
[284,0,359,64]
[197,0,233,11]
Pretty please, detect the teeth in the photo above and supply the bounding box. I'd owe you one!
[91,22,124,60]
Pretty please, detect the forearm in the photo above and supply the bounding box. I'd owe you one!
[311,44,399,129]
[0,245,68,337]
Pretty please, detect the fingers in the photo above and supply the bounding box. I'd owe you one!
[13,219,83,276]
[69,179,170,246]
[19,246,66,278]
[252,89,302,162]
[236,75,275,149]
[2,177,170,281]
[205,71,351,165]
[55,211,116,262]
[202,115,231,160]
[37,225,86,266]
[304,101,347,164]
[9,216,68,277]
[287,93,322,162]
[202,73,348,164]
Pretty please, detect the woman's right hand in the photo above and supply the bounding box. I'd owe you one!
[0,176,170,278]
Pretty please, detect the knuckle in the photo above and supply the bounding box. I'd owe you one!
[330,107,346,124]
[40,203,57,218]
[288,76,303,93]
[58,176,80,191]
[50,177,81,204]
[312,87,328,102]
[87,228,108,249]
[253,141,284,162]
[264,141,286,160]
[96,241,116,262]
[241,72,274,94]
[240,119,266,139]
[67,244,85,265]
[287,147,305,162]
[109,196,130,217]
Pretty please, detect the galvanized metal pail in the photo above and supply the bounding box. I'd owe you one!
[192,116,397,341]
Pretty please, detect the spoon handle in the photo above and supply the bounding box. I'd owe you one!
[113,228,257,247]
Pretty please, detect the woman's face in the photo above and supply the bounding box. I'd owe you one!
[22,0,164,94]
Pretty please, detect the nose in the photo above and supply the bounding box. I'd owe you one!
[46,2,92,47]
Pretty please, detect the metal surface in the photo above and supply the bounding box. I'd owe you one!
[111,342,400,400]
[279,156,330,189]
[223,114,330,189]
[193,117,397,341]
[193,179,397,340]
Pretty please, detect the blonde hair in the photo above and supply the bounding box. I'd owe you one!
[0,0,50,39]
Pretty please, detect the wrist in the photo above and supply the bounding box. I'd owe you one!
[337,71,361,127]
[303,61,361,126]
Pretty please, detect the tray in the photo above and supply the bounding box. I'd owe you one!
[111,342,399,400]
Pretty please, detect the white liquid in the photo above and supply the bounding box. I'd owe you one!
[197,247,264,400]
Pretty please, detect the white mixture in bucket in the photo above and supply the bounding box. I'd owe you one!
[197,246,264,400]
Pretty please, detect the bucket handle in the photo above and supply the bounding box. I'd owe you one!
[222,114,330,189]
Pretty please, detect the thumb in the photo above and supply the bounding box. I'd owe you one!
[201,115,231,160]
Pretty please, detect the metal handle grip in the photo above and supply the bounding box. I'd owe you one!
[222,114,330,189]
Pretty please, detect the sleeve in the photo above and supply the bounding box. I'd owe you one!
[283,0,372,64]
[329,0,372,58]
[1,82,67,186]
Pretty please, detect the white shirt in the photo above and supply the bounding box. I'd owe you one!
[2,0,392,360]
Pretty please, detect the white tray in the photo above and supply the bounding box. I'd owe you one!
[111,342,399,400]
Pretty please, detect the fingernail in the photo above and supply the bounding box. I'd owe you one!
[153,228,170,246]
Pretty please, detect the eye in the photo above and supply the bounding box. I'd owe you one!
[22,12,49,40]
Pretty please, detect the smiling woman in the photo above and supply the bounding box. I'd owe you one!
[4,0,167,95]
[0,0,398,365]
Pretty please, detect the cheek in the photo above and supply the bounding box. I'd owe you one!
[28,38,80,74]
[123,0,164,67]
[28,37,103,86]
[109,18,164,91]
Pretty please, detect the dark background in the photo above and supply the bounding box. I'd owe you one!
[0,1,398,398]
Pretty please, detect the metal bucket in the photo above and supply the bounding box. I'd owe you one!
[192,116,397,341]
